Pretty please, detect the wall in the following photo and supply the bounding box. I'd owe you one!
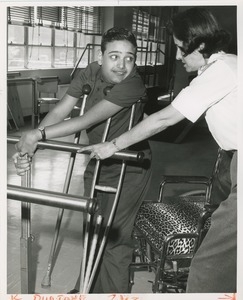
[114,7,133,30]
[102,7,115,31]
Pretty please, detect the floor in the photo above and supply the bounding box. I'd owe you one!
[6,117,219,294]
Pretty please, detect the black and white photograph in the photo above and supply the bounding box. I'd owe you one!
[1,1,242,299]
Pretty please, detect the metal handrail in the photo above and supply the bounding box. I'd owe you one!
[7,136,145,163]
[70,43,100,78]
[7,116,146,293]
[7,185,97,214]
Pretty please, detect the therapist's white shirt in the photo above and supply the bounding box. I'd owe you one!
[172,52,237,151]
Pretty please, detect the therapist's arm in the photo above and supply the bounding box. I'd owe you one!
[80,104,185,159]
[115,104,184,149]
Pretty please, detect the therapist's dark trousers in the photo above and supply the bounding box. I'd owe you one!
[187,150,237,293]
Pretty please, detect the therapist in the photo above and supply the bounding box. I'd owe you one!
[81,7,238,293]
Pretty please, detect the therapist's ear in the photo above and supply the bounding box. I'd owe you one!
[98,49,103,65]
[198,43,205,52]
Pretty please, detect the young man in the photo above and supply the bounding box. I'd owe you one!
[82,8,237,293]
[13,27,151,293]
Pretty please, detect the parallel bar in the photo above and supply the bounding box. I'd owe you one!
[7,136,144,163]
[7,185,97,215]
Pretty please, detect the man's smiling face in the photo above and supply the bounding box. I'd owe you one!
[99,40,136,84]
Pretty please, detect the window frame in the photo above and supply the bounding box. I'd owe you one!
[7,6,102,71]
[132,7,167,66]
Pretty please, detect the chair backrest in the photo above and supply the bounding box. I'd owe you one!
[36,76,59,97]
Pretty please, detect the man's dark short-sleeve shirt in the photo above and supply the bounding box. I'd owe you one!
[67,61,148,145]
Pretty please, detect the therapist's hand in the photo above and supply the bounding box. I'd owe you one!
[78,142,117,160]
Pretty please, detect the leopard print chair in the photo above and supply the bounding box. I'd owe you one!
[129,149,223,293]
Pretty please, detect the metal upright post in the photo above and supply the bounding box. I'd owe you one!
[41,84,91,288]
[20,156,32,294]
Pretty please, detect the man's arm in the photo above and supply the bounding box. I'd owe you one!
[39,93,79,127]
[43,99,122,140]
[15,96,123,156]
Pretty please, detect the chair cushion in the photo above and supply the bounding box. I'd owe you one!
[135,196,206,255]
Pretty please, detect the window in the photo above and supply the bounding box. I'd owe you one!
[8,6,34,26]
[132,8,166,66]
[55,30,75,67]
[28,26,52,68]
[76,33,101,67]
[7,6,102,70]
[8,25,25,69]
[62,7,101,34]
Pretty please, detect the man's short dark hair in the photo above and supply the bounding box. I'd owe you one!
[101,27,137,54]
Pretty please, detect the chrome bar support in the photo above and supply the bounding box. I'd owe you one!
[20,163,32,294]
[7,136,144,163]
[7,185,97,214]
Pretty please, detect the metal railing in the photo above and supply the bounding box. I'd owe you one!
[7,136,145,293]
[7,136,144,163]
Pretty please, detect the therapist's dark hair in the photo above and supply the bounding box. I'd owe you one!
[170,7,231,58]
[101,27,137,54]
